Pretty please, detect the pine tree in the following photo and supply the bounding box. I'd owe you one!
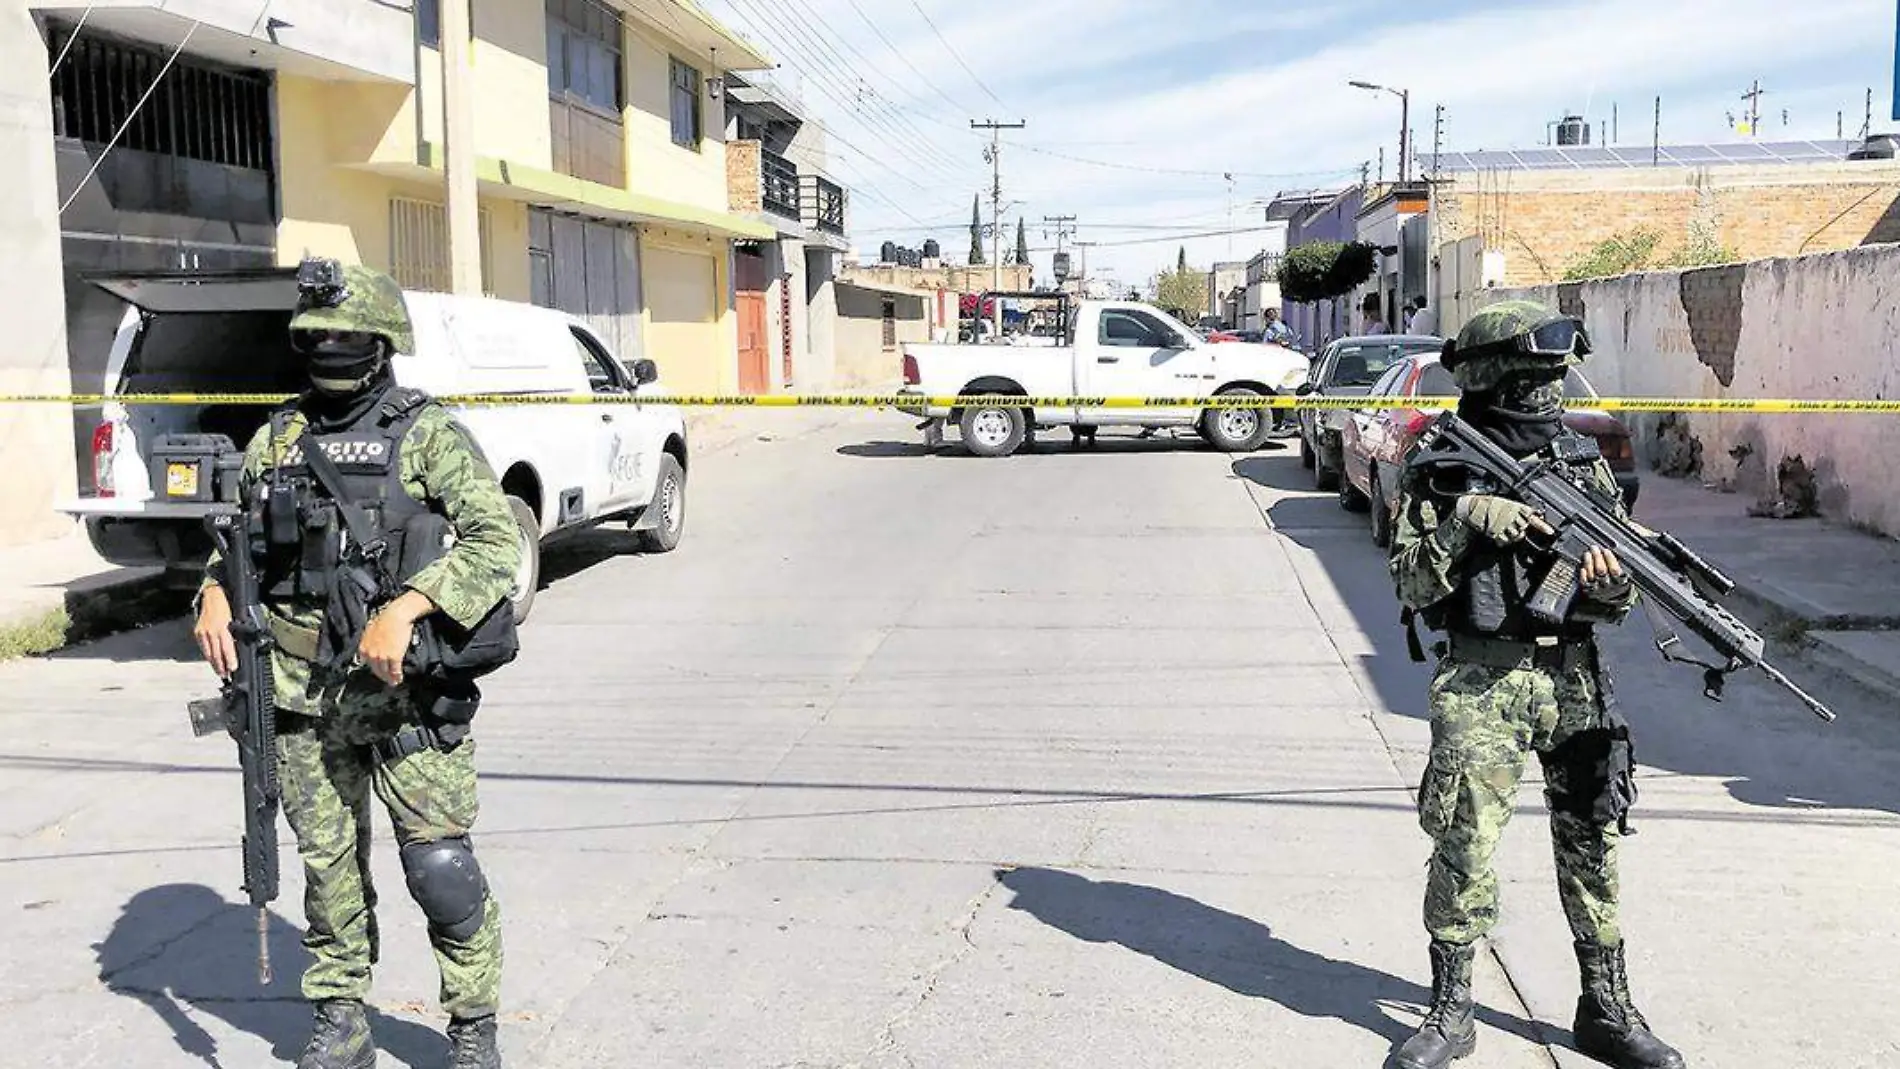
[1177,246,1188,272]
[1014,218,1029,266]
[968,194,986,266]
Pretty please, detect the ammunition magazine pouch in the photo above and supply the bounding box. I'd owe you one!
[269,615,322,663]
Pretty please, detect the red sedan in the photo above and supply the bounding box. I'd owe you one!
[1337,353,1639,548]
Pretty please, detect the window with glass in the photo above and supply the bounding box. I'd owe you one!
[1098,310,1174,348]
[670,58,703,148]
[1326,340,1443,387]
[547,0,623,114]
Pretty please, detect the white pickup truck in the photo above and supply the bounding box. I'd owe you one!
[60,269,691,622]
[897,298,1309,456]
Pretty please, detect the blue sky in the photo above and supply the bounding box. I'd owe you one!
[697,0,1899,288]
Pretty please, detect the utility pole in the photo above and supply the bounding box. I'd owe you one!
[1741,80,1764,136]
[1612,102,1618,144]
[1075,241,1097,297]
[1652,96,1661,166]
[1043,215,1076,254]
[1865,87,1875,138]
[972,118,1025,335]
[441,0,481,295]
[1432,104,1444,179]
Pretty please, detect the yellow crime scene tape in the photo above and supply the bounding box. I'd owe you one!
[5,393,1900,413]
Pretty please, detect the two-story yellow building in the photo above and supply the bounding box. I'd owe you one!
[275,0,777,395]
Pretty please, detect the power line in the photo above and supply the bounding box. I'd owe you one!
[904,0,1007,110]
[723,0,971,174]
[46,6,95,79]
[837,0,976,115]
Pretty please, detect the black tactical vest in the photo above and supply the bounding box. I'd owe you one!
[257,388,436,602]
[1421,432,1605,640]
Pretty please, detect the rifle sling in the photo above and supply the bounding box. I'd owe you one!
[296,439,382,558]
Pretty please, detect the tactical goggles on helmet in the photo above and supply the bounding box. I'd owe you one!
[290,328,382,355]
[1520,316,1591,357]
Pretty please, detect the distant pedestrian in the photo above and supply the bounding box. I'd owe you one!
[1262,308,1295,346]
[1410,298,1438,336]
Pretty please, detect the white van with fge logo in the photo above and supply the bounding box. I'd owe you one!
[60,268,689,623]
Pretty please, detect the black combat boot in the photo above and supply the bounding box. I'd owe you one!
[297,999,376,1069]
[1573,941,1686,1069]
[447,1015,501,1069]
[1390,940,1477,1069]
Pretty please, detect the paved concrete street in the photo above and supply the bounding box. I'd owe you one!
[2,410,1898,1068]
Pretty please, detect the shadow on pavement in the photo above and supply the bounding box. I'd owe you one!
[994,866,1552,1056]
[837,434,1298,460]
[96,884,445,1069]
[46,616,201,665]
[1230,453,1900,817]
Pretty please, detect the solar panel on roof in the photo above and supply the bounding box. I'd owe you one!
[1432,138,1854,173]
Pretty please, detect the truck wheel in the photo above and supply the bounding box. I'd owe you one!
[1201,388,1272,453]
[960,403,1027,457]
[636,454,687,554]
[507,495,541,625]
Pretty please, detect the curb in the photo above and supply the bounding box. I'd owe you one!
[0,569,190,663]
[1705,557,1900,704]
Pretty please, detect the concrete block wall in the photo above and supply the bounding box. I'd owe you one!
[1483,243,1900,537]
[726,139,762,214]
[1437,161,1900,289]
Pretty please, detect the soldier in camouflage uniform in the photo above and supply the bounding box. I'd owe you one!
[1386,301,1685,1069]
[194,260,520,1069]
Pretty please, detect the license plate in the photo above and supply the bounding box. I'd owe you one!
[166,462,199,498]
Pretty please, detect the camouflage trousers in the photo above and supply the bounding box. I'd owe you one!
[276,690,503,1018]
[1418,654,1623,948]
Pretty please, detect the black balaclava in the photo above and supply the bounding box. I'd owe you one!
[1457,370,1566,457]
[300,332,393,432]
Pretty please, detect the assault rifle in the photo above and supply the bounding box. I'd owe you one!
[186,511,282,983]
[1408,411,1836,723]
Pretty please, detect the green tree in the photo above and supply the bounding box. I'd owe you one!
[969,194,986,266]
[1177,246,1188,272]
[1014,217,1030,266]
[1276,241,1379,303]
[1155,267,1209,321]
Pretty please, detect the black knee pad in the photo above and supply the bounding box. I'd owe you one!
[400,836,488,941]
[1541,727,1637,828]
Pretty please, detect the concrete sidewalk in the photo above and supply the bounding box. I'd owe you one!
[0,404,866,660]
[0,526,173,660]
[1632,473,1900,700]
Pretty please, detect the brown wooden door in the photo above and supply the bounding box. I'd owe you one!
[735,250,770,394]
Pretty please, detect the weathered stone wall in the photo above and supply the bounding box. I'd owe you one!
[1484,243,1900,536]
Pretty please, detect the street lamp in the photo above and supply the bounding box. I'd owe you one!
[1349,80,1411,183]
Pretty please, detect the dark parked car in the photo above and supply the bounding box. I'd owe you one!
[1296,334,1446,492]
[1337,352,1639,548]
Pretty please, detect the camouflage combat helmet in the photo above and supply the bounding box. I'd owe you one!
[288,257,415,355]
[1440,299,1588,392]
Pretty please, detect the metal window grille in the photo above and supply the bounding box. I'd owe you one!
[761,150,800,219]
[389,198,494,295]
[46,24,273,173]
[881,298,896,350]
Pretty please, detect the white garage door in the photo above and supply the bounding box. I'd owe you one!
[642,245,721,394]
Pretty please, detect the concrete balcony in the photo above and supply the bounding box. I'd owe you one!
[37,0,416,83]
